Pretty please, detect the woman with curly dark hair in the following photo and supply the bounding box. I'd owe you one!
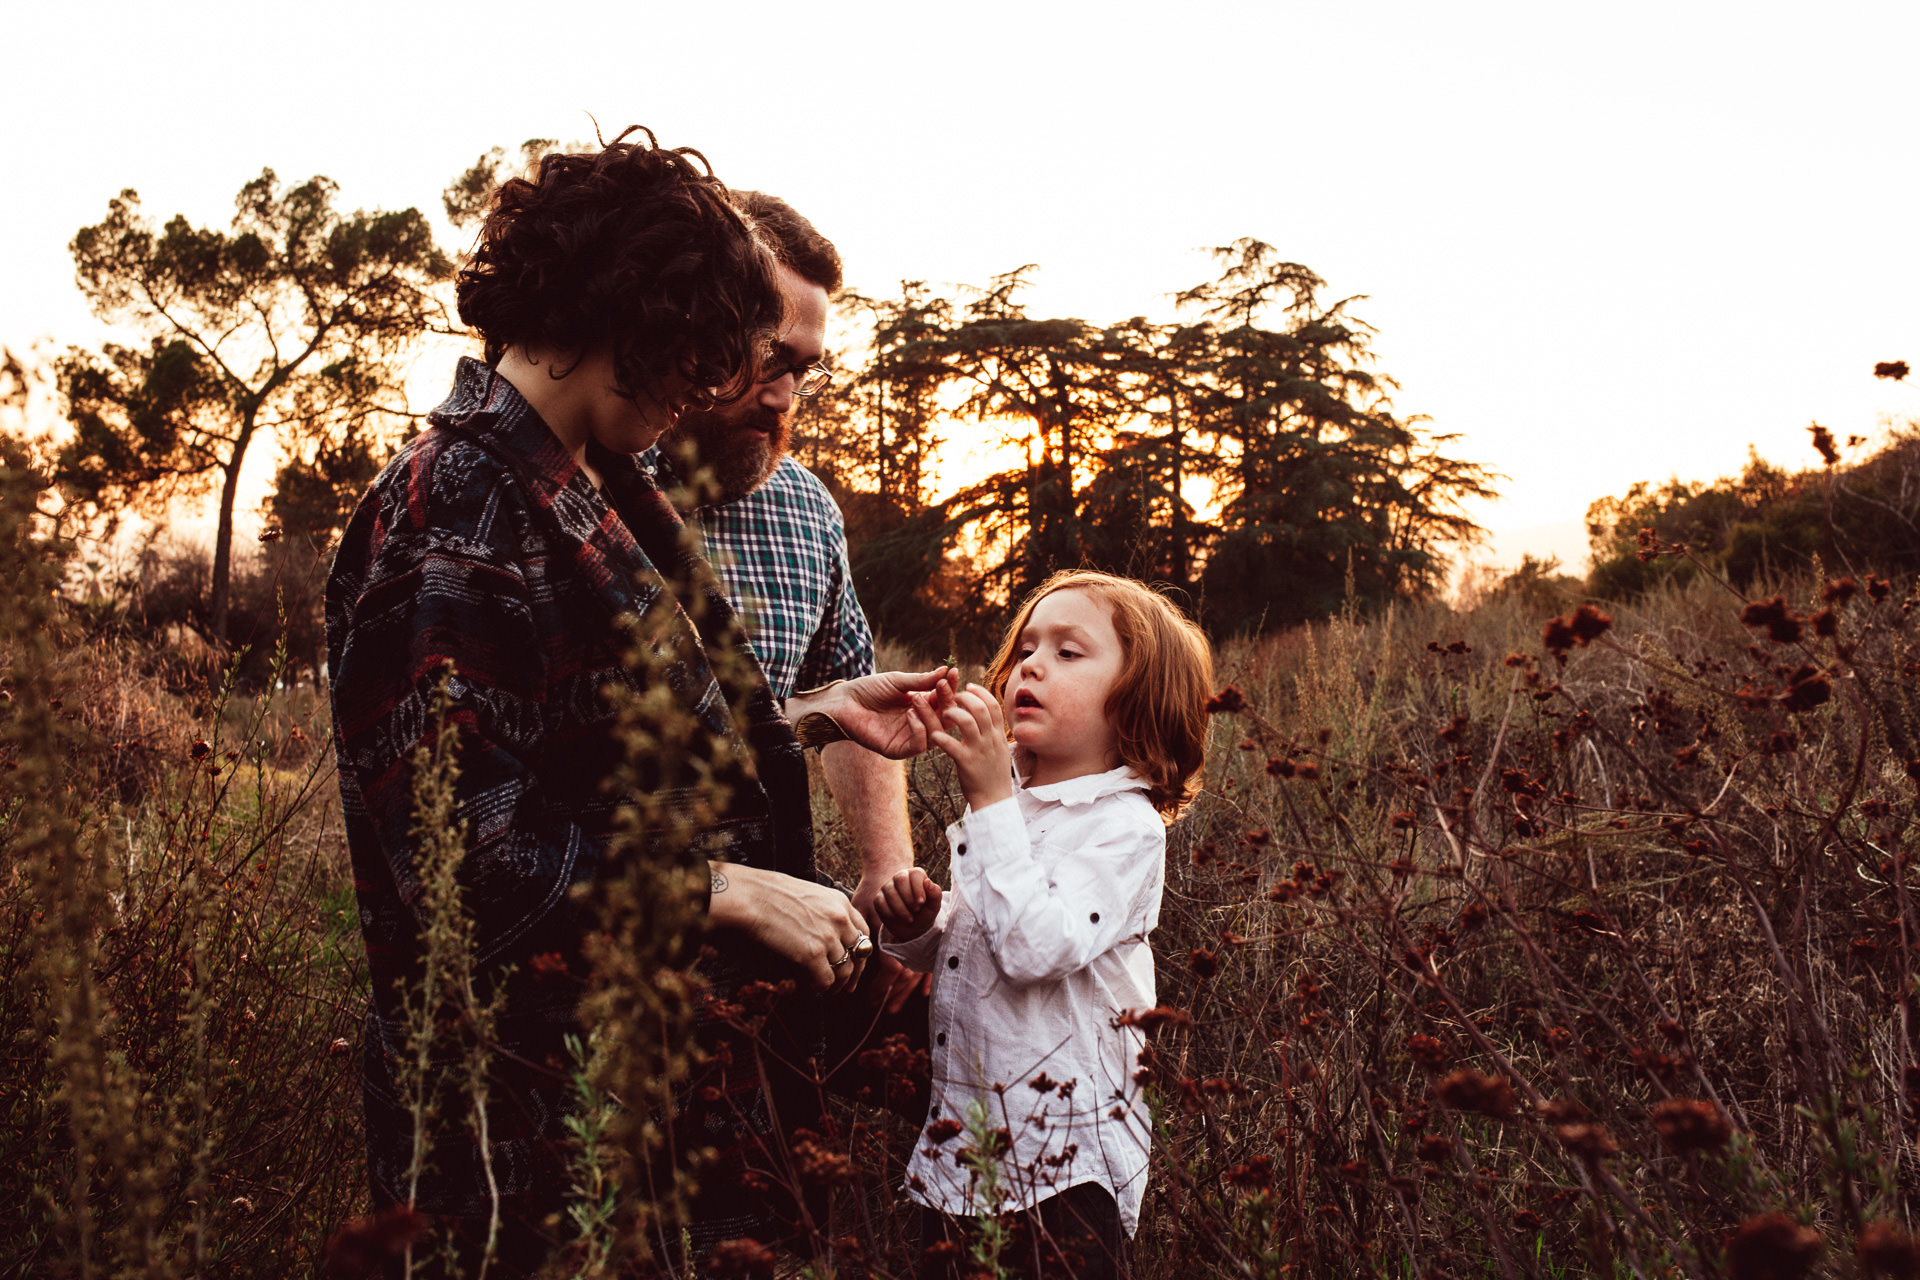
[326,128,949,1276]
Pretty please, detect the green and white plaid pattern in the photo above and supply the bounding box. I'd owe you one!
[644,452,875,699]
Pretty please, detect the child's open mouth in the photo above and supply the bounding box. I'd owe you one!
[1015,690,1041,710]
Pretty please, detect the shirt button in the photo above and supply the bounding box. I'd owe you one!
[948,955,959,969]
[1090,912,1100,923]
[937,1031,947,1046]
[957,842,968,856]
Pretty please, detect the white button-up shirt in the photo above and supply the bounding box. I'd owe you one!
[882,765,1164,1235]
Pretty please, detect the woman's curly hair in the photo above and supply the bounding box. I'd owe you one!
[455,126,781,410]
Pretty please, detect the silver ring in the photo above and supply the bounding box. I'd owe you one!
[832,935,874,968]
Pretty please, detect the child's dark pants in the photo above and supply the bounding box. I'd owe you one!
[917,1181,1124,1279]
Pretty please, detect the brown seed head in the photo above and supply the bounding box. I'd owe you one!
[1857,1220,1920,1279]
[1554,1123,1618,1162]
[707,1237,778,1279]
[1726,1212,1823,1280]
[1741,597,1805,644]
[1224,1155,1275,1189]
[1651,1098,1733,1152]
[1205,686,1247,714]
[925,1118,964,1144]
[1407,1033,1449,1071]
[1435,1069,1516,1120]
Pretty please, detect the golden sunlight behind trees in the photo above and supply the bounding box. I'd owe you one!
[799,239,1500,650]
[54,172,452,645]
[38,149,1500,658]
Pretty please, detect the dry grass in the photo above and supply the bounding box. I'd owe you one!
[9,533,1920,1276]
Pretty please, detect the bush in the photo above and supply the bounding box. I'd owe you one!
[2,444,363,1276]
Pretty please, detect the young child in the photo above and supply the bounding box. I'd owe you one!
[875,570,1214,1280]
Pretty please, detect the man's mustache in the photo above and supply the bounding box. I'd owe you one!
[682,404,784,436]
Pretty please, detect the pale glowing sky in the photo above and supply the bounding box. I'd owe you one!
[7,0,1919,574]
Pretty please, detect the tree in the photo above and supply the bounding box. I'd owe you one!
[56,171,451,644]
[1076,316,1216,591]
[1176,240,1497,632]
[932,268,1137,602]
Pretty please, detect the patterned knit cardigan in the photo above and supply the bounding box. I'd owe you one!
[325,358,814,1220]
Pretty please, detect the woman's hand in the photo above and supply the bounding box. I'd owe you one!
[874,867,944,944]
[913,683,1014,811]
[789,667,958,759]
[705,862,872,993]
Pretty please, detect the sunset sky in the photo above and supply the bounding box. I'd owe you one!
[6,0,1918,574]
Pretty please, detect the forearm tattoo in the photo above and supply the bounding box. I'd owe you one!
[711,868,729,895]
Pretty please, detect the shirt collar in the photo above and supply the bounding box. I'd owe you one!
[1017,764,1150,807]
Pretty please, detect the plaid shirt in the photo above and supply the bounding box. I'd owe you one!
[643,451,874,699]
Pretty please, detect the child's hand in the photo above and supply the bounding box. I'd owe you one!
[874,867,943,943]
[912,683,1015,811]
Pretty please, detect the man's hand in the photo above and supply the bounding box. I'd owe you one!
[874,868,943,944]
[914,682,1015,812]
[706,862,871,994]
[791,667,957,759]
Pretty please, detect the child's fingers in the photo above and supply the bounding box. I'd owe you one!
[952,687,997,739]
[979,687,1008,734]
[940,696,977,738]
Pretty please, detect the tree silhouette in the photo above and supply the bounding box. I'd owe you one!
[932,268,1136,602]
[56,171,451,644]
[1176,240,1497,631]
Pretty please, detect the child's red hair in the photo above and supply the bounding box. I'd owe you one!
[985,570,1214,818]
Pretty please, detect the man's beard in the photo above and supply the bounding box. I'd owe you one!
[659,400,791,505]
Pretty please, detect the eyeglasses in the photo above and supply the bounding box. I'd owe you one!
[763,359,833,397]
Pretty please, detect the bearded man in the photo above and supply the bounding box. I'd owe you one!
[644,191,925,1020]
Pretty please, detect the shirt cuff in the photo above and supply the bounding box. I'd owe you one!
[878,899,950,971]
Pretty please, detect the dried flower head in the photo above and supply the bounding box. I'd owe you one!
[925,1117,964,1144]
[1543,605,1612,658]
[1857,1220,1920,1279]
[1435,1069,1516,1120]
[1407,1033,1449,1072]
[1651,1098,1733,1153]
[707,1237,778,1278]
[1111,1006,1188,1041]
[1779,667,1832,713]
[324,1206,428,1278]
[1554,1122,1618,1162]
[1224,1155,1275,1189]
[1726,1212,1823,1280]
[1205,685,1247,714]
[1741,597,1805,644]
